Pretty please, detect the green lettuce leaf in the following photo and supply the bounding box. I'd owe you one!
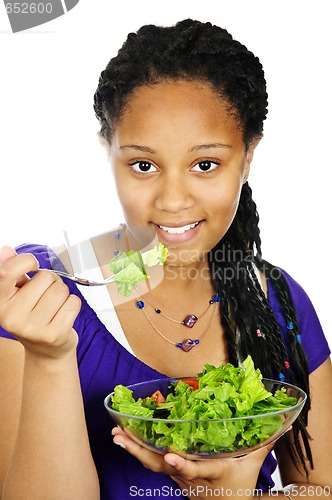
[141,243,169,267]
[108,243,169,296]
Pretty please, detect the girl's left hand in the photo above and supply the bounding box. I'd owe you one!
[112,426,275,500]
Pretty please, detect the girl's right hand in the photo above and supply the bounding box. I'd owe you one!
[0,246,81,359]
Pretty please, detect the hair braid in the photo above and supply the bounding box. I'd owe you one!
[258,260,313,475]
[215,284,238,366]
[259,261,310,408]
[210,182,312,475]
[247,263,291,376]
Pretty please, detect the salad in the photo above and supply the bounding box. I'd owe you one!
[111,356,298,454]
[108,242,169,296]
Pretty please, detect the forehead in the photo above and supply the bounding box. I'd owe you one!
[113,80,243,146]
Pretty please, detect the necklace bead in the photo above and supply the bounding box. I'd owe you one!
[182,314,198,328]
[177,338,200,352]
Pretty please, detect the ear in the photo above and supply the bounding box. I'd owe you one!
[243,136,261,184]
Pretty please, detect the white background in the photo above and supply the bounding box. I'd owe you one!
[0,0,331,346]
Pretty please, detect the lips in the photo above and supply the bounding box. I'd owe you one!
[157,221,200,234]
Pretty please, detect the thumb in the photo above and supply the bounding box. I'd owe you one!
[0,246,18,263]
[248,438,278,464]
[0,246,31,287]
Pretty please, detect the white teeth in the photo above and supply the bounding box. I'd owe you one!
[158,222,199,234]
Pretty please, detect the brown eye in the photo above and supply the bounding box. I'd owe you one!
[191,160,219,173]
[199,161,212,171]
[130,161,158,173]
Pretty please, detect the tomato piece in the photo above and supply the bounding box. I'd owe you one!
[179,378,199,391]
[150,390,166,404]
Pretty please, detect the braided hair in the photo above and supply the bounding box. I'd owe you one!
[94,19,312,476]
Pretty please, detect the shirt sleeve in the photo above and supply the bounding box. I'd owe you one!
[269,269,331,374]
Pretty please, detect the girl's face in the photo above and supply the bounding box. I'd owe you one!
[109,80,258,267]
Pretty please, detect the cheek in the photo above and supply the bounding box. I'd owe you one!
[115,179,153,225]
[116,189,139,221]
[112,167,134,203]
[208,180,242,236]
[211,178,242,216]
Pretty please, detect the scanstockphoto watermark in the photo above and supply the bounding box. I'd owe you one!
[166,262,282,283]
[129,485,265,497]
[165,247,283,283]
[129,485,332,497]
[211,261,282,283]
[3,0,80,33]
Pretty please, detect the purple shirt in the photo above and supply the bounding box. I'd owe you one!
[0,244,330,499]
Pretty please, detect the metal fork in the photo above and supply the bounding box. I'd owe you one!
[50,269,116,286]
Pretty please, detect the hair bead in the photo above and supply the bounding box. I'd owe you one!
[296,334,302,344]
[287,321,294,330]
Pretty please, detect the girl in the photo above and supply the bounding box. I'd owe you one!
[0,19,331,500]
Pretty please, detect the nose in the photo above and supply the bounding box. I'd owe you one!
[154,172,194,213]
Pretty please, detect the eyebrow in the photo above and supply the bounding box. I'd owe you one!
[189,143,232,152]
[119,143,231,153]
[119,145,155,153]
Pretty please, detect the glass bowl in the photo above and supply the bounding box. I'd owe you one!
[104,377,306,459]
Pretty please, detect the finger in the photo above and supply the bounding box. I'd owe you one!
[0,251,39,293]
[1,270,80,341]
[112,431,176,475]
[29,278,79,328]
[250,440,276,460]
[111,426,126,437]
[11,269,67,313]
[163,453,208,480]
[48,294,81,338]
[163,437,277,481]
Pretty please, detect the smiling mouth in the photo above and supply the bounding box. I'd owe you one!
[157,221,200,234]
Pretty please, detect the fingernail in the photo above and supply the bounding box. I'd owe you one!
[111,425,122,436]
[164,456,176,466]
[115,441,126,449]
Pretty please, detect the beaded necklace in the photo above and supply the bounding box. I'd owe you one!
[135,291,220,328]
[114,224,220,352]
[135,292,220,352]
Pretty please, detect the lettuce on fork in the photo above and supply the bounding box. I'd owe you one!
[108,243,169,297]
[111,356,298,454]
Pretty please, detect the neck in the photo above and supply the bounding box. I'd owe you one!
[151,259,214,296]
